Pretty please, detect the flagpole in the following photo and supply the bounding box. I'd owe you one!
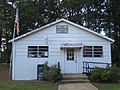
[7,0,19,81]
[9,8,18,81]
[13,8,18,80]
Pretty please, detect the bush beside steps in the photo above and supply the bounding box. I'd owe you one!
[39,61,62,82]
[88,65,120,83]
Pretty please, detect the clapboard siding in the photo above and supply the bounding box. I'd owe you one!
[16,36,103,43]
[15,41,108,46]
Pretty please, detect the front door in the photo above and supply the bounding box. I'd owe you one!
[64,48,78,73]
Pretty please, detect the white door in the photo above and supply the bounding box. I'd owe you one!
[64,48,78,73]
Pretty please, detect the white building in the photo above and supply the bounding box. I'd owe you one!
[10,19,114,80]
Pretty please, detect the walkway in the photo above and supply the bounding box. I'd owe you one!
[58,83,98,90]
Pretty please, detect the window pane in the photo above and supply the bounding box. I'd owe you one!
[83,51,92,55]
[28,46,37,51]
[28,46,38,58]
[94,46,102,48]
[84,46,92,49]
[39,46,48,51]
[83,54,92,57]
[39,46,48,58]
[94,46,103,57]
[67,49,74,60]
[94,46,102,51]
[94,52,102,54]
[94,54,103,57]
[83,46,92,57]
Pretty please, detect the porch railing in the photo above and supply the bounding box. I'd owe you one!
[83,61,111,75]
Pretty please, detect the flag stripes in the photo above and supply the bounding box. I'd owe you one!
[15,9,19,35]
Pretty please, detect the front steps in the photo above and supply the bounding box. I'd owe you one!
[60,73,90,84]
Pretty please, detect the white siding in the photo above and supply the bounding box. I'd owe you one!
[13,22,112,80]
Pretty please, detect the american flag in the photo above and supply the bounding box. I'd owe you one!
[15,9,19,35]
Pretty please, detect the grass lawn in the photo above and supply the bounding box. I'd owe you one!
[0,64,58,90]
[1,64,120,90]
[92,83,120,90]
[0,80,58,90]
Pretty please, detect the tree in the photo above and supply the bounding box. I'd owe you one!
[109,0,120,67]
[0,1,4,63]
[0,0,119,67]
[0,0,14,64]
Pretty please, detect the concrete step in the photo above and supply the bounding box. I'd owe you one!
[60,73,90,84]
[62,74,88,80]
[60,79,90,84]
[63,77,89,80]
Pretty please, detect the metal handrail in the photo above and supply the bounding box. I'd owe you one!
[83,61,111,75]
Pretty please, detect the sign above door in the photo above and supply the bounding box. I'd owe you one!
[60,43,83,49]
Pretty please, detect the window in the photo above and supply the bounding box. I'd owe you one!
[56,25,68,34]
[28,46,48,58]
[67,49,74,60]
[83,46,103,57]
[94,46,103,57]
[28,46,37,57]
[83,46,92,57]
[38,46,48,58]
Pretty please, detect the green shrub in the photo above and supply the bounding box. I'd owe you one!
[89,65,120,83]
[44,71,53,82]
[107,65,120,82]
[43,61,53,81]
[51,65,62,82]
[43,63,62,82]
[43,61,49,72]
[89,67,104,82]
[100,69,109,82]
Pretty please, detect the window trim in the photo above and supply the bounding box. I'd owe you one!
[28,46,49,58]
[83,46,103,58]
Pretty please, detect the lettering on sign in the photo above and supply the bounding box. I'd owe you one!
[61,43,83,48]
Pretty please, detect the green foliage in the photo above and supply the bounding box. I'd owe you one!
[100,69,109,82]
[43,63,62,82]
[89,67,104,82]
[44,70,53,82]
[89,65,120,83]
[43,61,53,81]
[107,65,120,82]
[50,65,62,82]
[43,61,49,72]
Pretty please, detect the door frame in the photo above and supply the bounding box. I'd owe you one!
[64,48,79,73]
